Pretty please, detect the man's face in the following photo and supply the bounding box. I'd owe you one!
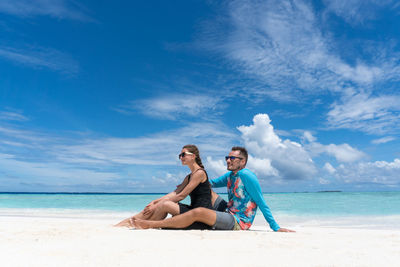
[226,150,246,172]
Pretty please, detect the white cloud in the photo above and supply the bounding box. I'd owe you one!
[335,158,400,186]
[236,113,317,181]
[327,92,400,134]
[323,0,396,26]
[0,46,79,74]
[307,143,365,163]
[206,0,391,100]
[323,162,336,174]
[151,172,182,186]
[0,155,120,186]
[0,120,237,190]
[0,0,91,21]
[303,131,365,163]
[371,136,396,144]
[303,131,316,143]
[199,0,400,134]
[116,94,222,120]
[246,155,279,178]
[0,110,28,121]
[53,121,236,167]
[206,156,226,176]
[319,178,330,185]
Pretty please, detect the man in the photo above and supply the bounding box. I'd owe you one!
[132,147,294,232]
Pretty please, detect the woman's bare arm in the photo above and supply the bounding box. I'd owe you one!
[168,170,206,202]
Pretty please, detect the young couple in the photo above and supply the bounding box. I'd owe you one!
[115,144,294,232]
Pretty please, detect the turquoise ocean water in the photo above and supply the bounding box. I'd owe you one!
[1,192,400,229]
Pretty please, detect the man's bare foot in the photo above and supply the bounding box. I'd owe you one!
[131,218,155,229]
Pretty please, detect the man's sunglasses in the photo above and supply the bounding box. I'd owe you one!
[225,156,243,161]
[179,151,194,159]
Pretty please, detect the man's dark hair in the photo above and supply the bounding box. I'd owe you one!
[231,146,248,165]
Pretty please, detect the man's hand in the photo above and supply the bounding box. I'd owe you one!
[277,228,295,232]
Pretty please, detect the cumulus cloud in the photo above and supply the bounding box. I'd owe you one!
[211,113,366,186]
[237,113,317,181]
[323,162,336,174]
[303,131,317,143]
[307,143,365,163]
[319,178,330,185]
[206,156,227,176]
[246,155,279,177]
[334,159,400,186]
[302,131,365,163]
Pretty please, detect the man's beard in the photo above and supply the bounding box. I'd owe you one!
[228,165,242,172]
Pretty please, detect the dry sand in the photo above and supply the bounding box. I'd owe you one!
[1,215,399,267]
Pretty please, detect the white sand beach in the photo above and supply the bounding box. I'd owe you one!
[1,215,400,267]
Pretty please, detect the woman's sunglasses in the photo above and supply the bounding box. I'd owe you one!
[179,151,194,159]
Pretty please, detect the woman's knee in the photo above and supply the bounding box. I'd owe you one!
[159,200,177,212]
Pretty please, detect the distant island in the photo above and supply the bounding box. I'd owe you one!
[317,190,342,193]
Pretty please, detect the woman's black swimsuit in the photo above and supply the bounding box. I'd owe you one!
[172,168,212,230]
[178,168,212,213]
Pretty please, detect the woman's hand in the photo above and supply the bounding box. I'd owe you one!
[143,202,156,216]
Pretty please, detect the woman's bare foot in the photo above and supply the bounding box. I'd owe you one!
[114,217,134,227]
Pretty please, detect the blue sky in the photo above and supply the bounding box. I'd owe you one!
[1,0,400,193]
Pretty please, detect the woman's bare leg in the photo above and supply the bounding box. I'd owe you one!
[114,210,148,227]
[145,200,180,221]
[132,207,217,229]
[114,200,180,227]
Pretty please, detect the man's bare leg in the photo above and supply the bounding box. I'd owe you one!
[132,207,217,229]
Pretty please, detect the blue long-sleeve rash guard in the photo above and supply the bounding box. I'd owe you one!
[210,168,280,231]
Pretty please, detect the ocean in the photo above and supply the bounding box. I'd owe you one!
[1,192,400,229]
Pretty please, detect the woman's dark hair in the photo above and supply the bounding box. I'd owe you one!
[183,144,204,169]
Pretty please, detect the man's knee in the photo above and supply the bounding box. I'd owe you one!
[190,207,209,219]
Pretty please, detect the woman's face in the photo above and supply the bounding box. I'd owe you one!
[179,148,195,165]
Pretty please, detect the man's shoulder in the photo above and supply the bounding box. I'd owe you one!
[224,171,233,177]
[214,171,232,179]
[237,168,257,180]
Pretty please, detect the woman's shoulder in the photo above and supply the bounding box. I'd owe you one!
[191,168,207,176]
[191,168,208,180]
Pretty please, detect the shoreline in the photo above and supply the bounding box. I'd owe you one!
[2,208,400,230]
[1,215,399,267]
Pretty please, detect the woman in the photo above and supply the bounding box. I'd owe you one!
[115,144,212,227]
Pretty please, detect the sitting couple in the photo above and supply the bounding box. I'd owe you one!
[115,145,293,232]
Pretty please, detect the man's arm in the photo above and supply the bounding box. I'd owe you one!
[209,172,231,188]
[239,169,280,231]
